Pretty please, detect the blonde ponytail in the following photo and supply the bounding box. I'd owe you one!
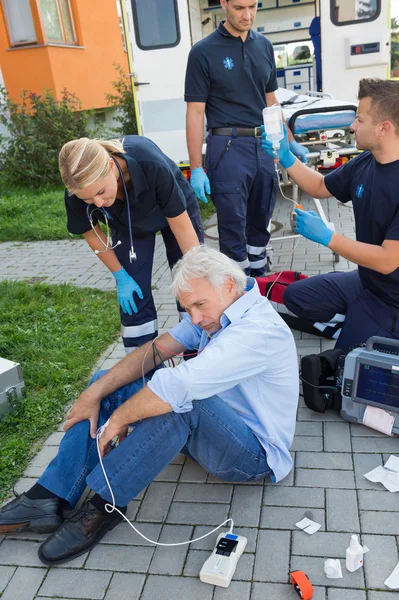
[59,137,125,193]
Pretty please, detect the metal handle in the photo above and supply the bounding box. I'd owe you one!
[133,82,150,87]
[365,336,399,351]
[288,104,358,134]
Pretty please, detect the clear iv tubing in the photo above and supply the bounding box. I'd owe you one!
[273,151,298,206]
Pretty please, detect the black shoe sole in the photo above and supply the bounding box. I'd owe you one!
[37,514,123,565]
[0,517,62,534]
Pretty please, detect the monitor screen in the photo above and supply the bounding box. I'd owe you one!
[356,363,399,410]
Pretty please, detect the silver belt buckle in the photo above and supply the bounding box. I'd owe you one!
[254,127,262,138]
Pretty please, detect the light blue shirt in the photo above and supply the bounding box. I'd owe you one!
[148,278,299,482]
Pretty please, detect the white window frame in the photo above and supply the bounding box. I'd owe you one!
[38,0,77,45]
[1,0,37,46]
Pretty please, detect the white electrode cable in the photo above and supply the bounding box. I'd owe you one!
[95,432,234,547]
[266,236,302,300]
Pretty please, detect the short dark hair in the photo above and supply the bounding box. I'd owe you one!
[358,78,399,132]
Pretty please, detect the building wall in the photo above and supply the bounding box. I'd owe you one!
[0,0,129,110]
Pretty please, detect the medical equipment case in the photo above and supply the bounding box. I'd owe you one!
[0,356,25,419]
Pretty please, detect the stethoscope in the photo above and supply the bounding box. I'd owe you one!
[86,157,137,262]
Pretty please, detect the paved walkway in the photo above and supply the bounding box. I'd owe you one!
[0,195,398,600]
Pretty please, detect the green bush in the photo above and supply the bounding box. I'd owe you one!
[106,63,138,135]
[0,87,95,187]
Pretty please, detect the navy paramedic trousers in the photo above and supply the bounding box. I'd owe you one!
[113,208,204,352]
[205,131,277,277]
[283,270,399,352]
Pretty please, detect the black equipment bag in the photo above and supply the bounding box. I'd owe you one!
[301,349,346,413]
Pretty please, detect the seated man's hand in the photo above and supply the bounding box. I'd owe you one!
[295,208,334,246]
[98,414,128,458]
[289,139,309,164]
[65,388,102,439]
[260,126,296,169]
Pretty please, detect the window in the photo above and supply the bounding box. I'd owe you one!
[1,0,37,46]
[38,0,77,44]
[131,0,180,50]
[330,0,380,26]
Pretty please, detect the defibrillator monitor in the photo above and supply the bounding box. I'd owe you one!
[355,362,399,413]
[341,336,399,435]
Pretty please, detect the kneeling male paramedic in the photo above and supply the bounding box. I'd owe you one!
[0,246,298,565]
[262,78,399,351]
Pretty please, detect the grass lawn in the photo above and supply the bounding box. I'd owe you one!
[0,184,216,243]
[0,280,121,501]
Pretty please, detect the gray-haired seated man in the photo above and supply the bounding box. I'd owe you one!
[0,246,299,565]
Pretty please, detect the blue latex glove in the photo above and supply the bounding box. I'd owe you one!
[112,267,143,315]
[190,167,211,204]
[260,125,296,169]
[295,208,334,246]
[289,139,309,164]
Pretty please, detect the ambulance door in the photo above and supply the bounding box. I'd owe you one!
[320,0,390,102]
[122,0,193,164]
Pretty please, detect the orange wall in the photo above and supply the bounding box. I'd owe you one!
[0,0,129,110]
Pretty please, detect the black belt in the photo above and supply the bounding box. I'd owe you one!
[211,127,262,138]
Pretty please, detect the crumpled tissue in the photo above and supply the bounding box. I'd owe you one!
[364,455,399,493]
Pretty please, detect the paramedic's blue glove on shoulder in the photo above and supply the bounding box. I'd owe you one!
[295,208,334,246]
[112,267,143,315]
[260,126,296,169]
[190,168,210,204]
[289,139,309,164]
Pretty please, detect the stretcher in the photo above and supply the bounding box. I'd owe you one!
[268,88,358,267]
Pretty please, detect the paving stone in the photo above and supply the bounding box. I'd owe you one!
[324,422,351,452]
[358,489,399,512]
[296,452,353,470]
[1,566,47,600]
[141,575,213,600]
[100,522,162,546]
[253,530,290,583]
[368,593,399,599]
[352,437,399,453]
[261,506,325,530]
[291,437,323,451]
[86,543,154,572]
[137,482,176,522]
[362,534,399,590]
[296,468,355,488]
[0,540,44,567]
[290,555,364,588]
[174,483,232,503]
[44,431,64,446]
[251,582,326,600]
[350,424,386,437]
[292,531,349,557]
[294,422,323,436]
[104,573,146,600]
[263,486,325,508]
[230,485,263,527]
[148,525,192,575]
[353,454,384,490]
[154,464,182,482]
[360,511,399,535]
[23,445,58,477]
[213,580,251,600]
[39,568,112,599]
[180,459,208,482]
[0,566,15,594]
[297,408,343,422]
[326,489,360,532]
[184,549,254,581]
[327,590,366,600]
[167,502,229,526]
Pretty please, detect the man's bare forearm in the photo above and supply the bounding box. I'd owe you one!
[186,106,205,170]
[111,385,172,427]
[287,160,331,199]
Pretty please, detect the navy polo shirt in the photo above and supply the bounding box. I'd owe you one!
[184,21,278,128]
[65,136,198,236]
[325,151,399,307]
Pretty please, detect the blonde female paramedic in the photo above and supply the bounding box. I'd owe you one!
[59,135,204,353]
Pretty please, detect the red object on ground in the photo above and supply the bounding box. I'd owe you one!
[290,570,314,599]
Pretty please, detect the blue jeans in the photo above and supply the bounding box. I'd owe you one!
[39,371,271,507]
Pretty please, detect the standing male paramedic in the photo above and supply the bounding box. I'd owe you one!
[262,78,399,351]
[185,0,308,276]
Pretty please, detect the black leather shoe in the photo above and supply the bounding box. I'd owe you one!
[38,499,124,565]
[0,494,63,534]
